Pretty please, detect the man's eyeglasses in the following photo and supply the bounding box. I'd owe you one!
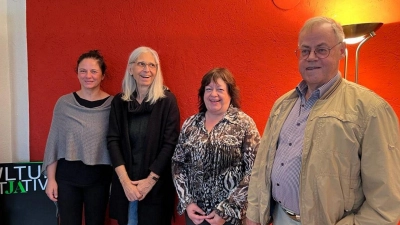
[132,61,158,70]
[295,42,342,60]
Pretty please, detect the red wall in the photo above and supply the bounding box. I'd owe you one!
[26,1,400,224]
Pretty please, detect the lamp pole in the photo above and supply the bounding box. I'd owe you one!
[354,31,376,83]
[342,23,382,84]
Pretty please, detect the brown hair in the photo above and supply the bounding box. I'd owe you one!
[75,50,107,75]
[198,67,240,112]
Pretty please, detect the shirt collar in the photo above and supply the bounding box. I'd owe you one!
[197,104,239,124]
[296,72,341,98]
[224,105,239,124]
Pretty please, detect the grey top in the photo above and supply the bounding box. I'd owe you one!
[42,93,113,175]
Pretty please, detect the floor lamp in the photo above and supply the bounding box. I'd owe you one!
[342,23,383,83]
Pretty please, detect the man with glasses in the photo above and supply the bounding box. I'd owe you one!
[246,16,400,225]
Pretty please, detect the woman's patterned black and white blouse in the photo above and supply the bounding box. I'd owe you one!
[172,105,260,225]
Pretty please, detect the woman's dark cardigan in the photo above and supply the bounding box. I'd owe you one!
[107,91,180,225]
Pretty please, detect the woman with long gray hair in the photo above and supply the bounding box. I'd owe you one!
[107,46,180,225]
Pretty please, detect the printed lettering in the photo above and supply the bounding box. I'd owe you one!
[21,180,31,191]
[0,182,6,194]
[38,178,47,190]
[14,166,26,180]
[28,165,41,179]
[5,167,16,181]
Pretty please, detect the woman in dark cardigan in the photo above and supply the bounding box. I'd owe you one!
[107,46,180,225]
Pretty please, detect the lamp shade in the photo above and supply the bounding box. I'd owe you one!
[342,23,383,43]
[341,22,383,83]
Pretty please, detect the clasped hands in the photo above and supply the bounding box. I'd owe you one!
[121,176,156,201]
[186,203,226,225]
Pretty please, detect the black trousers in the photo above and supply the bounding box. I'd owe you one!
[57,181,110,225]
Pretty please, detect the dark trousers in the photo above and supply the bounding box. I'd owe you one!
[57,181,110,225]
[184,212,236,225]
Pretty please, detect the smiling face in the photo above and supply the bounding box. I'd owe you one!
[204,78,232,116]
[129,51,157,89]
[298,22,345,91]
[77,58,104,91]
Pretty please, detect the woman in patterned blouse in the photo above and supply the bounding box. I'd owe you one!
[172,67,260,225]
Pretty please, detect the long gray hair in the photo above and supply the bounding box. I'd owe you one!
[121,46,165,104]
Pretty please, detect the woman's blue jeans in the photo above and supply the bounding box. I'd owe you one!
[127,201,138,225]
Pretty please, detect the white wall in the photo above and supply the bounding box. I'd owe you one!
[0,0,29,163]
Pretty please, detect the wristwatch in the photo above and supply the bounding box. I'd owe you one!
[151,176,159,182]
